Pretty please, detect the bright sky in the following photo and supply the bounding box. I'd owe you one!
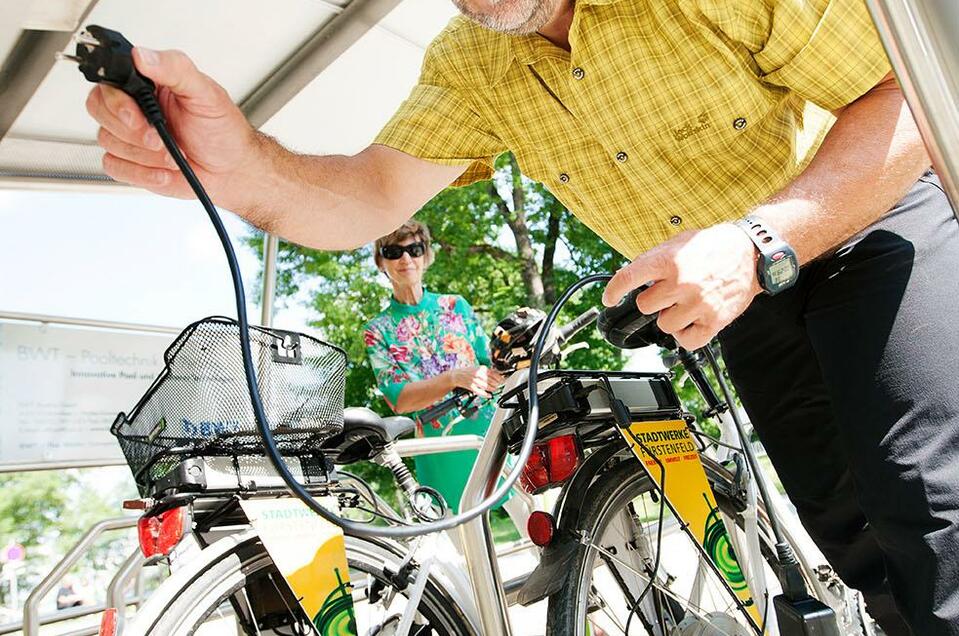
[0,187,305,329]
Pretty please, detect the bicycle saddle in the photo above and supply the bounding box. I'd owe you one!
[321,408,415,464]
[596,285,677,350]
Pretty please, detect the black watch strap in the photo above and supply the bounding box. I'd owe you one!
[734,215,799,295]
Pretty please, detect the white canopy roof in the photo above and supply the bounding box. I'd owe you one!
[0,0,458,189]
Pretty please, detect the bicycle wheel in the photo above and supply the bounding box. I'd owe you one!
[547,457,806,636]
[143,534,474,635]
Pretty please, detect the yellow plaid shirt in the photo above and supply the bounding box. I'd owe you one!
[375,0,891,257]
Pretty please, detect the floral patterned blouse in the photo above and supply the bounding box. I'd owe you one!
[364,290,496,512]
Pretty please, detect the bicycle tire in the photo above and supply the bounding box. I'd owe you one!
[546,458,802,636]
[143,534,475,635]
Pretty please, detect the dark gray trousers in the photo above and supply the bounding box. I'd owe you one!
[719,171,959,636]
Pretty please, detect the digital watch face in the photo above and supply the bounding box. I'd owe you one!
[765,252,798,292]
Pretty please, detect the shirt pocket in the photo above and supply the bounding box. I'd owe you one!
[656,75,781,165]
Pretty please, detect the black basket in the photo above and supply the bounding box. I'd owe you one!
[111,316,347,495]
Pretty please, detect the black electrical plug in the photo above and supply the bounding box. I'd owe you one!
[60,25,165,127]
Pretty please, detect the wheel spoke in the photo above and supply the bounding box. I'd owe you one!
[590,589,629,634]
[238,587,262,636]
[548,463,800,636]
[589,541,744,636]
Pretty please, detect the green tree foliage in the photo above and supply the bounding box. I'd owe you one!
[0,472,73,550]
[0,469,131,607]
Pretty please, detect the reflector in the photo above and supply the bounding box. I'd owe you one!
[527,511,556,547]
[98,608,118,636]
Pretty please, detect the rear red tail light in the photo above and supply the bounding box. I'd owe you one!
[138,506,186,558]
[527,510,556,547]
[520,434,582,494]
[98,608,118,636]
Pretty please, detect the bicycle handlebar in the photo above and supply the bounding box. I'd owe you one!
[418,307,599,426]
[418,388,472,424]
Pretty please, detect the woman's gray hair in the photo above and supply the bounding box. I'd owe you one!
[373,219,435,270]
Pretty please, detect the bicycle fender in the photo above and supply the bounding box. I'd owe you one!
[556,442,626,532]
[515,531,584,606]
[515,443,623,606]
[124,529,260,635]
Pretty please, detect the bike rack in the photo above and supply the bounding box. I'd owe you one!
[19,516,138,636]
[107,549,148,635]
[0,598,148,636]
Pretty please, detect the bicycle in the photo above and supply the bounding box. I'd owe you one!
[104,301,871,636]
[104,306,597,636]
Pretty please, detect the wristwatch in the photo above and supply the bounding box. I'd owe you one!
[734,215,799,295]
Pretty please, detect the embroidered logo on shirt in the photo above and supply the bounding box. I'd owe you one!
[672,112,711,142]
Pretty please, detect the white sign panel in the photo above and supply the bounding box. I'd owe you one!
[0,321,172,471]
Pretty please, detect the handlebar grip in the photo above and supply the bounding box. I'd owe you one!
[418,388,470,423]
[596,284,676,350]
[558,307,600,343]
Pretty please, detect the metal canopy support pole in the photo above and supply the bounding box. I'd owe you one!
[260,233,279,327]
[865,0,959,217]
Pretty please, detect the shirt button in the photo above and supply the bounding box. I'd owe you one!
[669,215,683,226]
[571,67,585,80]
[615,151,628,163]
[559,172,570,183]
[733,117,747,130]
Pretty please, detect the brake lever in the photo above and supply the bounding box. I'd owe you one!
[458,394,480,418]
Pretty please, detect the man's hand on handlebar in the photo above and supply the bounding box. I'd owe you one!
[447,366,504,399]
[602,225,762,350]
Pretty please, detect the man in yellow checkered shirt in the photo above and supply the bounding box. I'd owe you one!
[88,0,957,632]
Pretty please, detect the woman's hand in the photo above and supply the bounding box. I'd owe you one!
[448,366,505,398]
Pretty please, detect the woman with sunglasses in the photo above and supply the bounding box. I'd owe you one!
[363,220,505,514]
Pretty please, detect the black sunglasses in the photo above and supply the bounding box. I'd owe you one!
[380,242,426,260]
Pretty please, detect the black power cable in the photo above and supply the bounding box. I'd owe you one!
[68,25,607,539]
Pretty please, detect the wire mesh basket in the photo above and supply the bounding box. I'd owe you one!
[111,316,347,495]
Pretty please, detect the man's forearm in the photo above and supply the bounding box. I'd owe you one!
[230,137,406,250]
[755,73,931,262]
